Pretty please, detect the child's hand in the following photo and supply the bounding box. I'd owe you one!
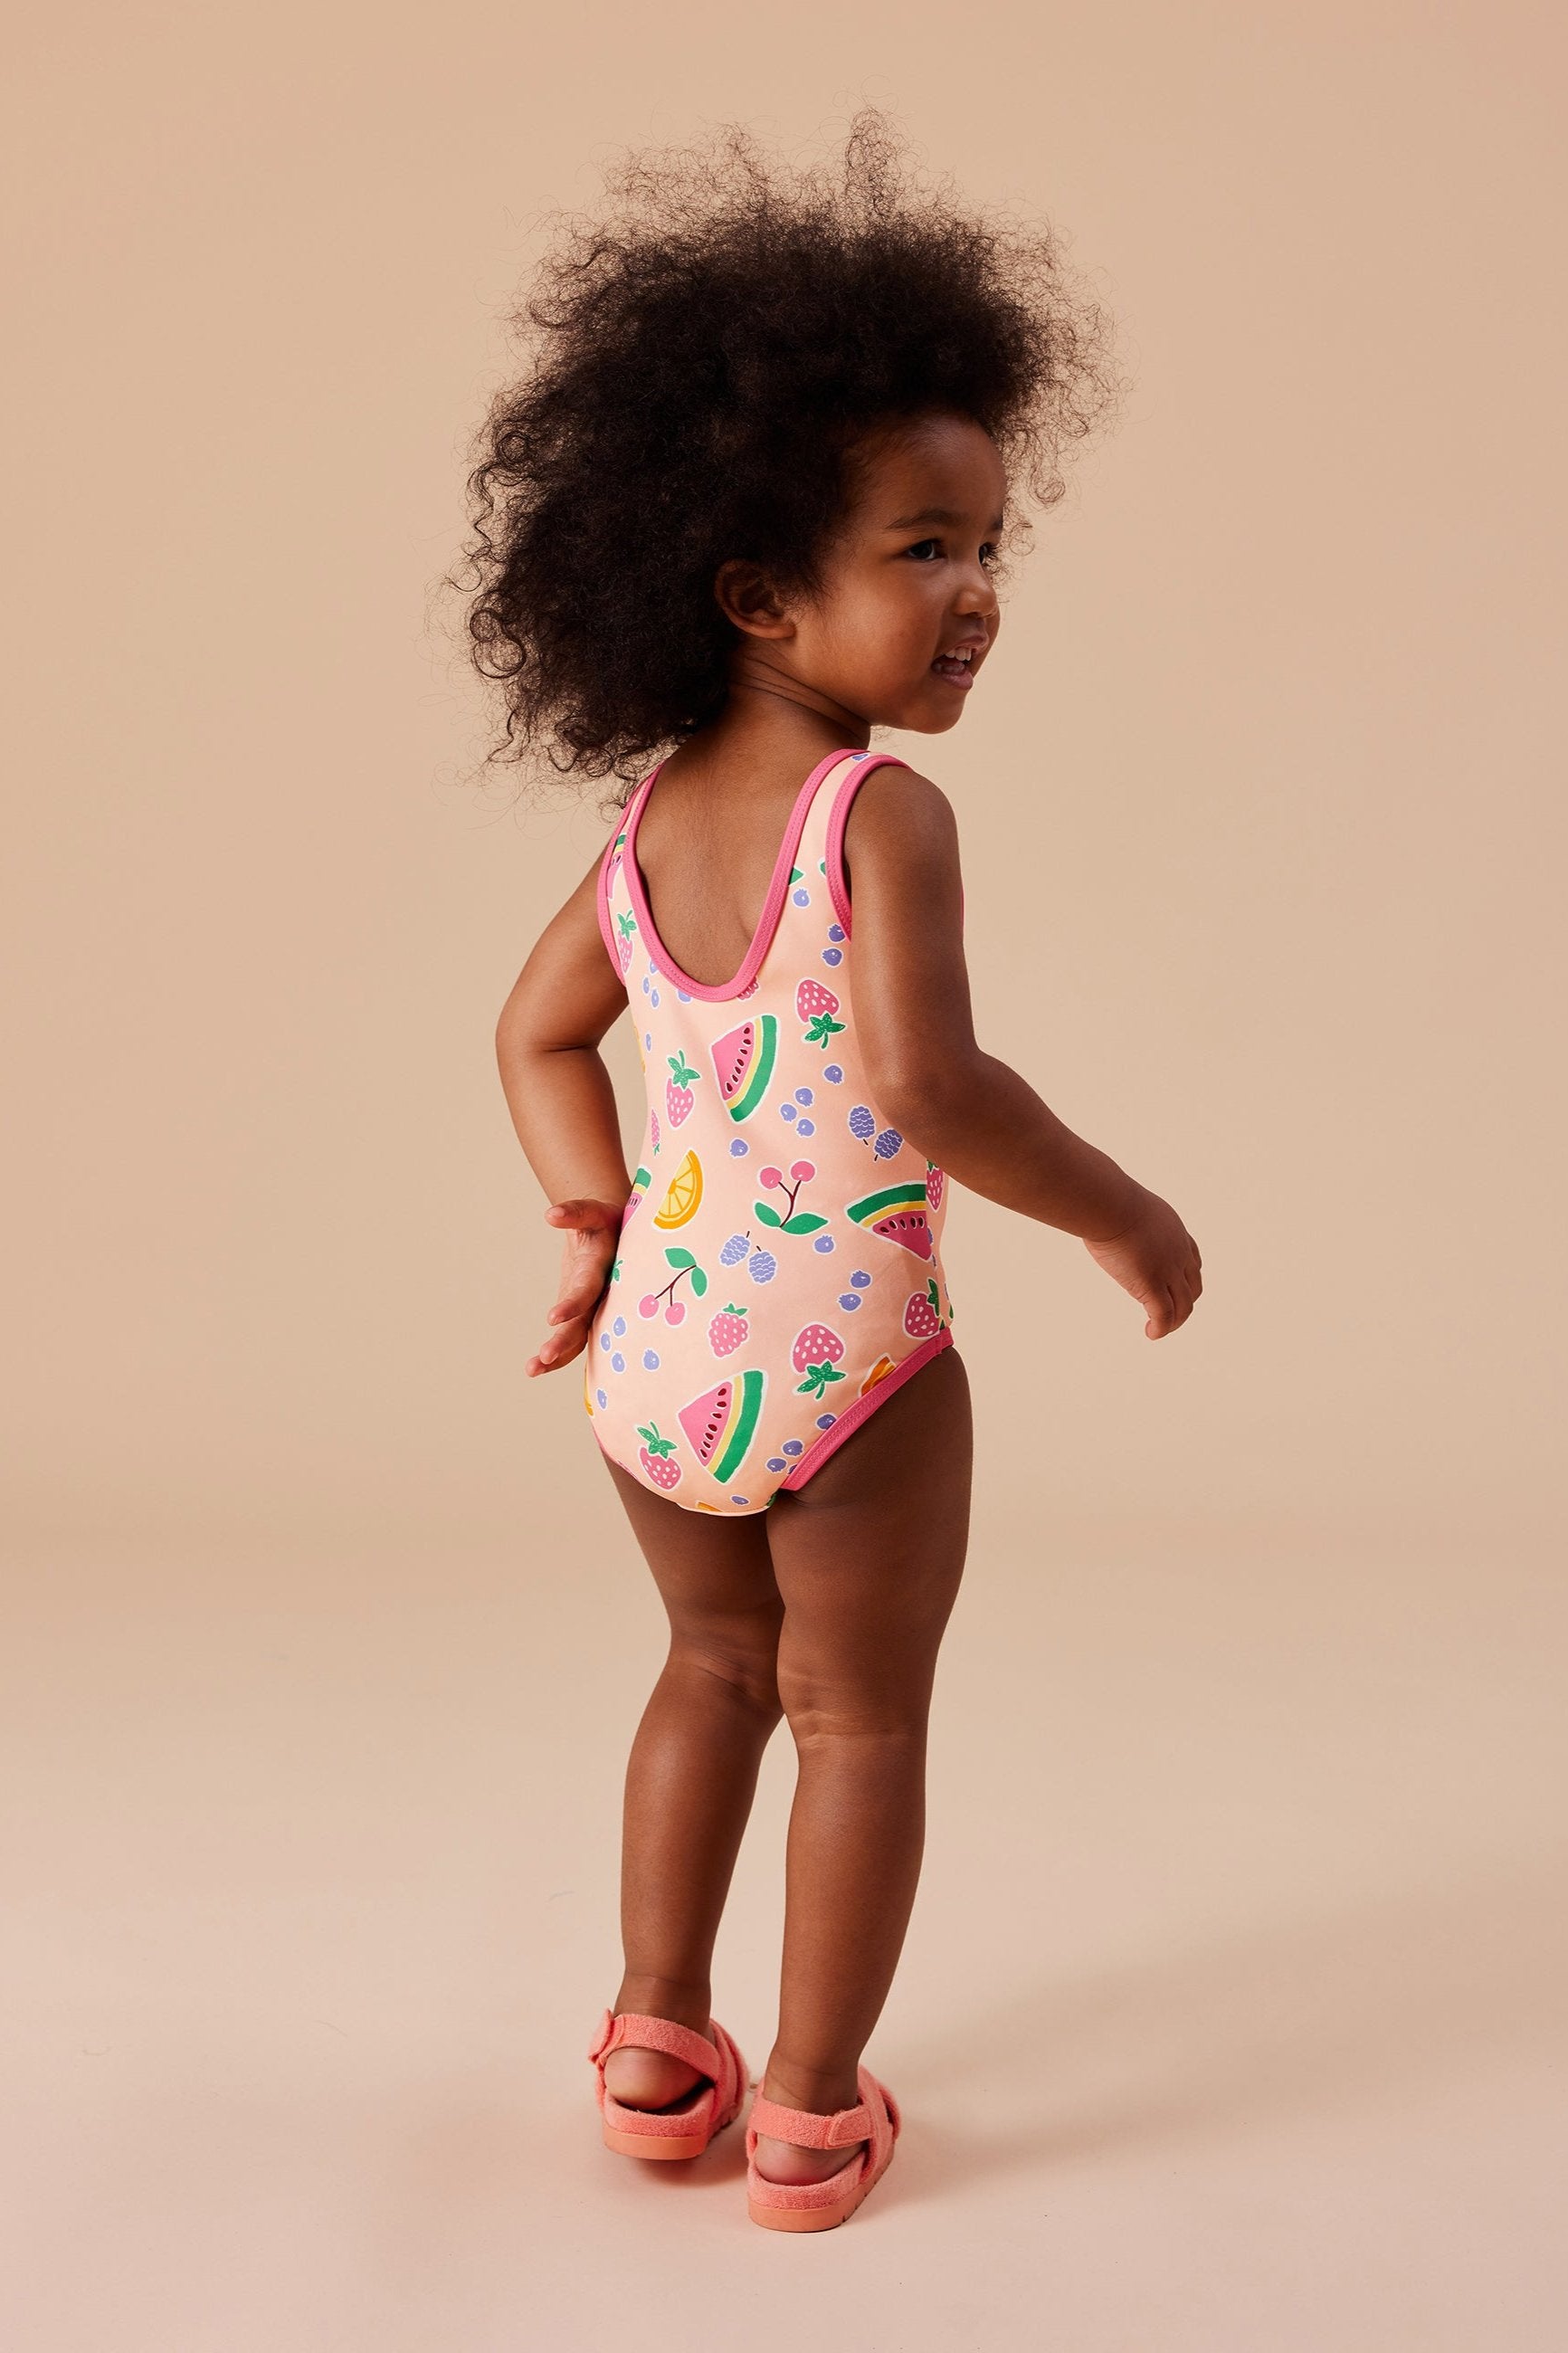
[1082,1191,1202,1338]
[526,1197,624,1377]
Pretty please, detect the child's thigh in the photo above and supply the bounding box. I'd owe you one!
[766,1347,974,1714]
[602,1455,785,1671]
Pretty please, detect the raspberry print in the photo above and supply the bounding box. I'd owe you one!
[708,1302,750,1357]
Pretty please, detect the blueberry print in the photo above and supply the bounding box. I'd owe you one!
[794,1088,813,1106]
[729,1138,748,1156]
[828,925,845,943]
[779,1102,797,1122]
[839,1293,860,1311]
[782,1439,803,1457]
[813,1234,835,1253]
[766,1456,787,1473]
[596,1388,608,1409]
[796,1119,814,1137]
[822,1063,842,1083]
[611,1352,625,1372]
[613,1317,626,1337]
[642,1350,660,1369]
[822,948,842,967]
[851,1269,871,1288]
[815,1413,837,1431]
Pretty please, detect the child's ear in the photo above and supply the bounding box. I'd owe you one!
[713,558,794,640]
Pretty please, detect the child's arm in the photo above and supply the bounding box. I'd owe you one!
[845,767,1202,1338]
[495,843,633,1377]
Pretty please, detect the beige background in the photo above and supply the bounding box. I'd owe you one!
[4,5,1564,2347]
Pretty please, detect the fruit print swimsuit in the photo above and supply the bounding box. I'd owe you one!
[584,746,956,1516]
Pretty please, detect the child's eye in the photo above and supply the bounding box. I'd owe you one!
[902,538,943,561]
[980,543,1000,567]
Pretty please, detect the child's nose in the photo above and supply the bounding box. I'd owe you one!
[954,570,999,619]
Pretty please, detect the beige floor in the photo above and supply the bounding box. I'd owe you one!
[5,1509,1564,2351]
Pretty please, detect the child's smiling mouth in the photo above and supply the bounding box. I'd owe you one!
[929,642,984,689]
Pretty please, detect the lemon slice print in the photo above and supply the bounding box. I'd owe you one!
[652,1148,703,1228]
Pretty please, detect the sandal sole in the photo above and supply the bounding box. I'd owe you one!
[603,2100,742,2162]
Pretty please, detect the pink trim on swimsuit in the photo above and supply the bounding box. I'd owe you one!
[777,1325,954,1488]
[622,748,856,1001]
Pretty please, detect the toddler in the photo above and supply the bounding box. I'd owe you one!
[470,115,1202,2231]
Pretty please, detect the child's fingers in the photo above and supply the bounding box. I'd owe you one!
[546,1265,613,1319]
[545,1197,622,1234]
[527,1313,587,1375]
[1145,1280,1195,1338]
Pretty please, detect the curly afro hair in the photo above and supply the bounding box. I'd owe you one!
[451,111,1126,796]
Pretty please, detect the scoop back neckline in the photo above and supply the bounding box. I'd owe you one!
[621,747,862,1002]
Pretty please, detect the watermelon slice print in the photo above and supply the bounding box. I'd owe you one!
[679,1367,766,1482]
[844,1182,936,1260]
[710,1015,777,1122]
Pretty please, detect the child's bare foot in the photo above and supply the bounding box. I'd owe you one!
[751,2062,868,2186]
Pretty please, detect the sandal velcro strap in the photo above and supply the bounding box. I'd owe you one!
[585,2006,721,2078]
[748,2091,871,2148]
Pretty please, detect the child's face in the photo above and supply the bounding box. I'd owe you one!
[727,410,1008,734]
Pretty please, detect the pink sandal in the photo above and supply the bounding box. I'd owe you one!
[745,2064,902,2232]
[586,2007,751,2161]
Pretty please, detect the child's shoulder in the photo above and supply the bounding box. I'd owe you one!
[840,757,962,865]
[836,757,966,935]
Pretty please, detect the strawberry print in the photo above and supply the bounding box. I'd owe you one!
[925,1162,945,1211]
[666,1050,698,1127]
[796,978,844,1047]
[904,1278,942,1339]
[636,1423,681,1489]
[792,1321,847,1399]
[615,909,637,974]
[708,1302,750,1357]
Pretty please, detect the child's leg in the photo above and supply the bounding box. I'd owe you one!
[596,1462,785,2109]
[756,1344,974,2182]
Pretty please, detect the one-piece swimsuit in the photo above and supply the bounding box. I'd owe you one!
[582,747,956,1514]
